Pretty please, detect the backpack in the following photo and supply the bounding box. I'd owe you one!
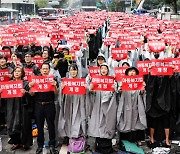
[68,136,86,153]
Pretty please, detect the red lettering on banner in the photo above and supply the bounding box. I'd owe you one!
[122,75,144,91]
[0,80,23,98]
[111,48,128,60]
[0,69,10,82]
[28,75,55,92]
[150,66,173,76]
[92,75,115,91]
[115,67,128,81]
[62,78,86,95]
[89,66,100,77]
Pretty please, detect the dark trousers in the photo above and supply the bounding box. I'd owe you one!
[9,133,21,144]
[95,137,113,154]
[35,103,56,148]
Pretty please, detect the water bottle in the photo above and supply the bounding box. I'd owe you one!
[42,145,47,154]
[0,137,2,151]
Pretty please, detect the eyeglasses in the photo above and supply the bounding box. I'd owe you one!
[25,55,31,58]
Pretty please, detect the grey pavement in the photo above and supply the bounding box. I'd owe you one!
[0,128,180,154]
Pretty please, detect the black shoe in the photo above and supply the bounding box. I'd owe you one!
[36,147,43,154]
[8,138,14,144]
[49,146,59,154]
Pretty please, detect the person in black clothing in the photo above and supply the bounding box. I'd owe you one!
[55,52,68,78]
[23,52,41,76]
[0,67,33,151]
[29,63,59,154]
[23,52,41,121]
[0,55,13,131]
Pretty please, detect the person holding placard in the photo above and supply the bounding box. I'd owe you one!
[0,67,33,151]
[58,64,86,143]
[117,67,147,146]
[0,55,13,131]
[29,63,59,154]
[146,67,174,148]
[88,63,117,154]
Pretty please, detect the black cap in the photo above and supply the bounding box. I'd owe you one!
[125,67,139,75]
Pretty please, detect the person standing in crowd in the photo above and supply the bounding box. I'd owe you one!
[88,63,117,154]
[42,50,52,64]
[58,63,86,139]
[54,52,68,78]
[23,52,41,76]
[146,75,173,148]
[34,51,42,58]
[29,63,59,154]
[117,67,147,145]
[146,50,174,148]
[0,67,33,150]
[23,52,41,122]
[8,52,22,69]
[0,55,13,131]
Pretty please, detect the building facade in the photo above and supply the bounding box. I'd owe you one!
[1,0,35,14]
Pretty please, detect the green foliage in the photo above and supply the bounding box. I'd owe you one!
[107,0,121,11]
[35,0,49,8]
[164,0,178,13]
[143,0,163,10]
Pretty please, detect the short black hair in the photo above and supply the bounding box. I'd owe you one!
[122,62,130,67]
[0,54,8,61]
[25,52,33,57]
[69,63,78,71]
[41,62,50,69]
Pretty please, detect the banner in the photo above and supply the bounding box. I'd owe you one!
[111,48,128,60]
[24,68,34,80]
[89,66,100,77]
[0,49,11,58]
[115,67,128,81]
[62,78,86,95]
[148,41,165,52]
[137,61,151,75]
[32,57,44,68]
[0,80,23,98]
[7,58,21,66]
[151,59,173,67]
[104,38,116,46]
[92,75,115,91]
[122,75,144,91]
[29,75,55,92]
[168,58,180,72]
[0,69,10,82]
[150,66,174,76]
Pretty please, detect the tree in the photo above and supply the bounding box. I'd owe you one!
[35,0,49,8]
[107,0,121,11]
[143,0,163,10]
[164,0,178,13]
